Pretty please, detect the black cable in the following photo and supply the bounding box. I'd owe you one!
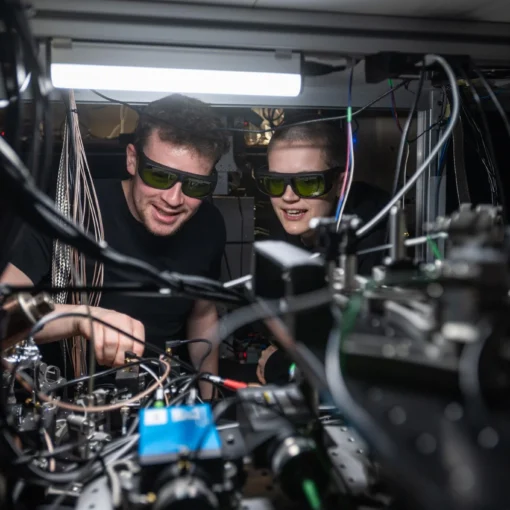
[391,70,426,198]
[460,98,499,203]
[166,388,194,406]
[91,80,411,135]
[172,339,214,396]
[2,282,166,296]
[471,66,510,214]
[407,120,441,143]
[473,66,510,145]
[222,251,233,280]
[163,374,194,391]
[13,438,90,466]
[459,68,506,217]
[197,341,213,371]
[48,358,159,392]
[166,338,213,372]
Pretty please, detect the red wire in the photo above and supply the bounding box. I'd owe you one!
[222,379,248,391]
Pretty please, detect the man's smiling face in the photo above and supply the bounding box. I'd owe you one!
[125,130,215,236]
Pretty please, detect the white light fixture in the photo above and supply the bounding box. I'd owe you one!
[50,42,302,98]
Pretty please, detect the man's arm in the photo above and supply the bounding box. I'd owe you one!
[1,264,145,365]
[186,299,219,400]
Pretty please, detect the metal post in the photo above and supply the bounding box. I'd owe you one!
[415,88,444,262]
[389,204,405,262]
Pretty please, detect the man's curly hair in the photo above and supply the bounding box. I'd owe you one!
[134,94,230,163]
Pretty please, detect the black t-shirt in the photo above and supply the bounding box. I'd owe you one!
[9,179,226,376]
[265,181,389,384]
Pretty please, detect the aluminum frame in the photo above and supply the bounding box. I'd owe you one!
[415,89,445,262]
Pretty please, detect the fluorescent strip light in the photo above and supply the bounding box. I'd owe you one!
[51,63,301,97]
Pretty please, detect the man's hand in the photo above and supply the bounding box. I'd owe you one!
[256,345,278,385]
[74,306,145,366]
[1,264,145,366]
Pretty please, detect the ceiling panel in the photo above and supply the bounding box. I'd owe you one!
[152,0,510,22]
[149,0,256,4]
[253,0,510,21]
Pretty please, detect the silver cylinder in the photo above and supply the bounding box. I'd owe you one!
[341,254,358,292]
[389,205,406,262]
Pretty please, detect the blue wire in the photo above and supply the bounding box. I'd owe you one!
[336,64,355,221]
[437,139,450,176]
[335,196,344,219]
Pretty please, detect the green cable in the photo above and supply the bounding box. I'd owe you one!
[426,236,443,260]
[302,479,322,510]
[347,106,352,123]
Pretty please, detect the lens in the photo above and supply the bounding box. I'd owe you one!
[140,166,178,190]
[259,176,285,197]
[294,175,326,197]
[182,177,214,198]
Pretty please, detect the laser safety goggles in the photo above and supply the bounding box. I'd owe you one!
[255,167,342,198]
[137,151,217,199]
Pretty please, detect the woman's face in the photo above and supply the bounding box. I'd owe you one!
[268,140,340,238]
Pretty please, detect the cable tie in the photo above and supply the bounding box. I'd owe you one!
[347,107,352,123]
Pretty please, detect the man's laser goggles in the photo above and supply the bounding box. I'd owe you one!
[138,151,217,199]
